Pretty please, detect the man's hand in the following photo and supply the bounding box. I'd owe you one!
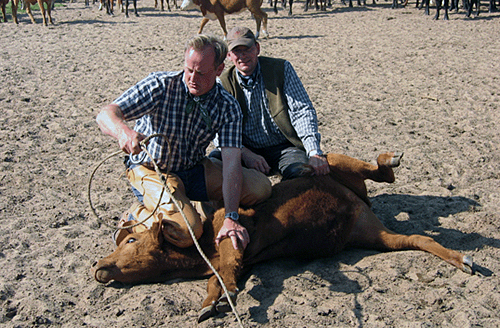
[119,130,147,155]
[309,155,330,175]
[215,218,250,250]
[241,148,270,174]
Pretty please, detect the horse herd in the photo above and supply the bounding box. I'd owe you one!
[1,0,497,29]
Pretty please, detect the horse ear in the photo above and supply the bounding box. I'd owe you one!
[150,221,164,244]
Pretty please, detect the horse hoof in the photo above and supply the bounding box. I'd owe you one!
[378,152,404,167]
[462,255,474,275]
[390,152,404,167]
[215,291,238,313]
[198,304,216,323]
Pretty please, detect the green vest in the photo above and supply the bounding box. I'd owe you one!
[219,56,304,150]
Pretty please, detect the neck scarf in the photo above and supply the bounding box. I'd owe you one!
[185,91,213,132]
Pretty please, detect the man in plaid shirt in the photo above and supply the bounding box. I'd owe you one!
[96,34,271,251]
[215,27,330,180]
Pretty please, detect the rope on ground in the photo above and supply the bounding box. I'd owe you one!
[88,134,244,327]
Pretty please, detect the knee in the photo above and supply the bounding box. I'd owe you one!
[241,171,272,206]
[257,181,273,203]
[282,163,313,180]
[252,178,272,204]
[208,149,222,161]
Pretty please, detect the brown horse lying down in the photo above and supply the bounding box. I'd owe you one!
[92,152,473,323]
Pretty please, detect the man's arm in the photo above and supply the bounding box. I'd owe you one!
[283,62,330,175]
[308,155,330,175]
[96,104,145,155]
[241,146,271,175]
[215,147,250,250]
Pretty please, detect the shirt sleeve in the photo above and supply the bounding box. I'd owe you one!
[214,89,243,149]
[114,72,167,121]
[283,61,323,156]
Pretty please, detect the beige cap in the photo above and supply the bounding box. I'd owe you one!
[226,27,256,51]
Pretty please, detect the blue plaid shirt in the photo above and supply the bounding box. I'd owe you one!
[217,61,322,156]
[115,71,242,172]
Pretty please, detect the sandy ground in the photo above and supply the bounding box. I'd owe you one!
[1,1,499,327]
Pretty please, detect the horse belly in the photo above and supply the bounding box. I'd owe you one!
[244,213,355,265]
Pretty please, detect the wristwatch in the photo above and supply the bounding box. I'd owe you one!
[225,211,239,221]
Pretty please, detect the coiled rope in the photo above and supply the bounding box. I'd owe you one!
[88,134,244,327]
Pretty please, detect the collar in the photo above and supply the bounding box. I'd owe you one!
[182,74,216,131]
[236,62,261,89]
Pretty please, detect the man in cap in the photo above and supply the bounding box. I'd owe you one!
[212,26,330,180]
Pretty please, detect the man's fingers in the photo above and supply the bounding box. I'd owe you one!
[215,228,228,246]
[242,229,250,247]
[215,233,222,246]
[262,162,270,174]
[258,162,267,174]
[311,156,330,175]
[320,162,330,174]
[216,228,249,250]
[231,235,239,250]
[228,230,242,250]
[255,160,270,174]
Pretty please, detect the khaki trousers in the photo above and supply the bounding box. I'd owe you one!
[126,157,272,248]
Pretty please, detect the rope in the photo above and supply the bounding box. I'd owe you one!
[88,133,170,231]
[87,149,163,231]
[88,134,244,327]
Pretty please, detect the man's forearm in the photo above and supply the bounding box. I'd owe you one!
[96,104,143,154]
[96,104,129,140]
[221,147,243,213]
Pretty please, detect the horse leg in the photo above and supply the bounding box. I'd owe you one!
[35,0,47,25]
[329,152,402,183]
[45,0,54,24]
[347,201,473,274]
[12,0,19,24]
[250,7,268,38]
[199,275,222,322]
[1,3,6,22]
[326,152,403,206]
[198,17,210,34]
[199,236,243,323]
[26,4,37,24]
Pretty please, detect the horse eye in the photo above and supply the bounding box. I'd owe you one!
[127,238,136,244]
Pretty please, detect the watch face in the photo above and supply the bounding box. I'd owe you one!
[226,212,239,221]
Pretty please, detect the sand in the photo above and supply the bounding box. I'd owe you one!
[1,1,499,327]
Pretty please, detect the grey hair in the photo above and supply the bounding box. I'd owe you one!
[185,34,228,68]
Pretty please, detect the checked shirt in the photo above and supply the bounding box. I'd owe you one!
[114,71,243,172]
[217,61,322,157]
